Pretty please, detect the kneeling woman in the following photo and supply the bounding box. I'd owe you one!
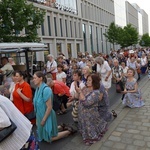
[33,71,76,143]
[75,74,107,145]
[122,68,145,108]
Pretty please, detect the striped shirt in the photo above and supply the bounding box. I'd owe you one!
[0,95,32,150]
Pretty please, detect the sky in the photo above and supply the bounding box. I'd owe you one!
[127,0,150,33]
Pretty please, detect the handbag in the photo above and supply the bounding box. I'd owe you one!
[0,119,17,143]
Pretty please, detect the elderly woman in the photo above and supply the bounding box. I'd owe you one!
[122,68,145,108]
[93,57,112,91]
[46,54,57,80]
[47,78,70,114]
[75,74,107,145]
[112,59,124,93]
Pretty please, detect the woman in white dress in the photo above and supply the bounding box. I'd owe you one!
[0,95,32,150]
[94,57,112,91]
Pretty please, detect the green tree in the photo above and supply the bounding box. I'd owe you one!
[118,24,139,48]
[139,33,150,47]
[0,0,45,42]
[104,22,120,49]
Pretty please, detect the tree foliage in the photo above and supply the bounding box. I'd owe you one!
[104,23,139,48]
[118,24,139,48]
[103,22,119,49]
[139,33,150,47]
[0,0,45,42]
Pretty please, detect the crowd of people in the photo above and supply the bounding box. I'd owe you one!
[0,47,148,149]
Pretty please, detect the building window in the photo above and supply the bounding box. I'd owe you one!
[100,28,103,52]
[56,43,61,55]
[70,21,72,37]
[60,18,63,37]
[47,16,51,36]
[74,22,77,38]
[82,23,87,51]
[89,25,93,53]
[81,3,83,17]
[67,43,72,58]
[96,27,99,53]
[79,22,81,38]
[54,17,57,36]
[105,29,108,54]
[76,43,80,53]
[65,20,68,37]
[41,23,45,36]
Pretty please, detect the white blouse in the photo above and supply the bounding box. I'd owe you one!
[97,61,112,78]
[56,72,67,82]
[141,57,147,66]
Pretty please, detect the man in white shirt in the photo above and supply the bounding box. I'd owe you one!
[0,57,14,85]
[46,54,57,80]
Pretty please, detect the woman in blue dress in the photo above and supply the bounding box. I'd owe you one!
[33,71,76,142]
[122,68,145,108]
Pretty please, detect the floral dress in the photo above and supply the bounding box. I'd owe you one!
[78,88,107,145]
[122,78,145,108]
[98,83,112,122]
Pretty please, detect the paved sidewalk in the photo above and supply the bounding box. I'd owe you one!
[60,75,150,150]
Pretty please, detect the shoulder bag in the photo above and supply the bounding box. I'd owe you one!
[0,119,17,143]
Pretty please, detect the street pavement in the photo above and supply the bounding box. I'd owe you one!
[39,74,150,150]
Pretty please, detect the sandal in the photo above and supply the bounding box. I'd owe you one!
[67,126,77,135]
[57,111,64,115]
[111,110,117,118]
[59,123,68,131]
[57,110,67,115]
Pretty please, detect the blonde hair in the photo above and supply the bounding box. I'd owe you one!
[82,66,91,74]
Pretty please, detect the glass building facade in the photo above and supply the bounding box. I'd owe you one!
[138,12,143,36]
[114,0,127,27]
[27,0,115,58]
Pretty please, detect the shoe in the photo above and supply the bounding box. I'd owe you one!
[67,126,77,135]
[59,123,68,131]
[57,110,67,115]
[111,110,117,118]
